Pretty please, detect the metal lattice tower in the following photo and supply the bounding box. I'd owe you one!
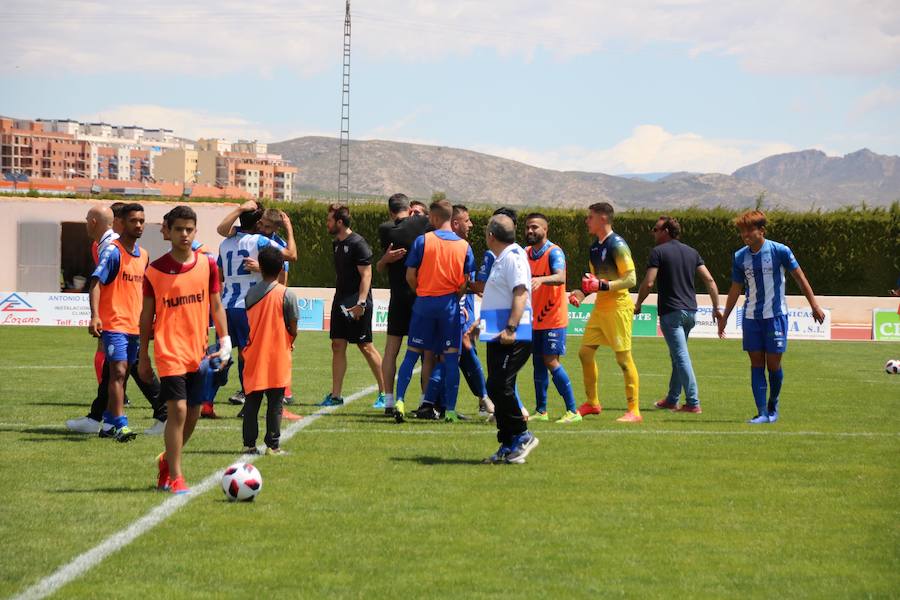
[337,0,351,202]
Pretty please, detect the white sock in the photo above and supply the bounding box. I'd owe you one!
[384,393,394,408]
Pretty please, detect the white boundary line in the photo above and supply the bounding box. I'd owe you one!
[301,427,900,438]
[3,423,898,438]
[11,381,382,600]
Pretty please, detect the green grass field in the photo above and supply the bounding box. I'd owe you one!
[1,327,898,598]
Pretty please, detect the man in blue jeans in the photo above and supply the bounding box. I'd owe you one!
[634,216,722,413]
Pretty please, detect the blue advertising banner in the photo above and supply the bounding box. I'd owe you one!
[297,298,325,331]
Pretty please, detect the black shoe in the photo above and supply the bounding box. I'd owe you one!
[228,391,246,405]
[413,404,439,420]
[236,406,245,419]
[384,407,395,417]
[123,394,131,407]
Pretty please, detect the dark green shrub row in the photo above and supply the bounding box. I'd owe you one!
[271,201,899,297]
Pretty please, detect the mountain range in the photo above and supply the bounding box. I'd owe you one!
[269,137,899,210]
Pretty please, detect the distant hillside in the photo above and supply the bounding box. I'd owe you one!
[732,149,900,208]
[270,137,898,210]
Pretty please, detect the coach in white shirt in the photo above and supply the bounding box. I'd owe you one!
[479,214,539,465]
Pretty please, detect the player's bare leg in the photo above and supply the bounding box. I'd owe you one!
[331,339,348,398]
[382,335,403,396]
[358,342,385,392]
[107,360,128,418]
[164,400,187,480]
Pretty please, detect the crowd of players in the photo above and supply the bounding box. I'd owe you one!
[64,195,826,490]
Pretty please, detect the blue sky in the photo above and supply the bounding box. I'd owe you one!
[2,0,898,174]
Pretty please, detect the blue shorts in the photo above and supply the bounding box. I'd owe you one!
[532,327,567,357]
[742,315,788,354]
[226,308,250,349]
[408,297,462,354]
[101,331,139,364]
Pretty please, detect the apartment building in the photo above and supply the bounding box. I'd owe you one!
[161,139,297,200]
[0,118,94,179]
[1,118,189,182]
[153,148,218,185]
[2,119,297,199]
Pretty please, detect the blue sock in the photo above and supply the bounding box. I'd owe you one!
[396,349,419,402]
[424,362,444,405]
[533,355,549,413]
[751,367,768,417]
[442,353,461,411]
[768,368,783,415]
[551,365,577,413]
[102,410,113,426]
[460,345,487,398]
[113,414,128,429]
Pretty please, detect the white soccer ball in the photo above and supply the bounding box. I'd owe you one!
[885,359,900,375]
[221,462,263,502]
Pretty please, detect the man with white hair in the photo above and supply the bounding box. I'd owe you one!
[479,214,538,464]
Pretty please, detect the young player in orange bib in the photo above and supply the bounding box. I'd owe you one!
[240,246,299,455]
[138,206,231,495]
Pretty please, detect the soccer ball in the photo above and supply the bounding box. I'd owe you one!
[221,462,263,502]
[885,359,900,375]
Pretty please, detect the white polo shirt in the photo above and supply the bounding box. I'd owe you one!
[480,243,532,341]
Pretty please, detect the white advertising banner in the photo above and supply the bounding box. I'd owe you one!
[372,299,390,333]
[371,297,481,334]
[688,306,831,340]
[0,292,91,326]
[686,306,740,339]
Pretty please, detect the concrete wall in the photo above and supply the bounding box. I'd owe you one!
[0,196,239,291]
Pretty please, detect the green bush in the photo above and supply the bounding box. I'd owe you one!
[270,201,899,297]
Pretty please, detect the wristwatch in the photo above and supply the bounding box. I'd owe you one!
[504,325,516,334]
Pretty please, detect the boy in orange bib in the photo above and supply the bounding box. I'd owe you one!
[138,206,231,495]
[241,246,298,455]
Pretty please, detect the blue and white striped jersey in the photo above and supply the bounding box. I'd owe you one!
[731,240,799,320]
[217,233,278,309]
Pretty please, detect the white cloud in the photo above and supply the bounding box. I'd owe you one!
[1,0,897,76]
[477,125,796,174]
[361,107,432,140]
[78,105,332,142]
[850,85,900,119]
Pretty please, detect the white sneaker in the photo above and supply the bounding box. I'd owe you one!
[479,396,495,417]
[144,419,166,435]
[66,416,101,434]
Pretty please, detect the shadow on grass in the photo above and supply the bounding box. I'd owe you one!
[654,418,739,424]
[54,485,154,494]
[20,427,93,441]
[391,455,485,466]
[25,401,98,408]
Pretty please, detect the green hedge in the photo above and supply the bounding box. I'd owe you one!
[270,201,900,297]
